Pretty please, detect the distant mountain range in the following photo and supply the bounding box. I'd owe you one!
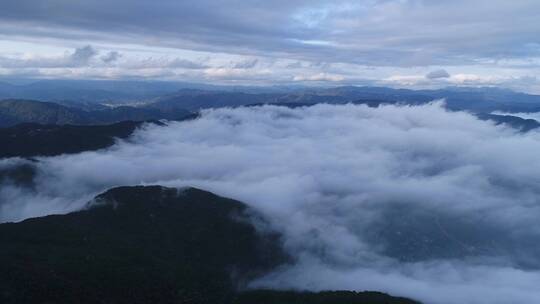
[2,79,540,113]
[0,99,193,127]
[3,84,540,125]
[0,79,301,103]
[0,84,540,159]
[0,80,200,102]
[70,84,540,114]
[0,185,420,304]
[1,87,540,159]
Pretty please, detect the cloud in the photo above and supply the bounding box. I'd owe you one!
[286,61,304,69]
[426,69,450,79]
[0,47,217,81]
[119,56,209,70]
[233,58,259,69]
[1,1,540,68]
[101,51,121,63]
[293,72,344,82]
[0,45,101,68]
[1,2,540,90]
[165,58,207,69]
[203,67,271,80]
[2,103,540,303]
[70,45,97,65]
[449,73,504,85]
[380,73,540,93]
[387,72,495,87]
[383,75,427,86]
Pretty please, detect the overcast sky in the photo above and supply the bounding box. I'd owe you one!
[1,0,540,92]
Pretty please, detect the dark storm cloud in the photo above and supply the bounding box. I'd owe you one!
[1,1,540,66]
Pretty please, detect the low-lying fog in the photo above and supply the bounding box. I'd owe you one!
[2,102,540,304]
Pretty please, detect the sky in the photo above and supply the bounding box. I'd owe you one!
[0,1,540,92]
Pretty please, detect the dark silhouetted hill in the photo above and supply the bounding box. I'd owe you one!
[234,290,420,304]
[476,113,540,132]
[0,185,420,304]
[0,121,146,158]
[0,186,286,304]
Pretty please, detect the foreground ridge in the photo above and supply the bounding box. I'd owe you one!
[0,185,420,304]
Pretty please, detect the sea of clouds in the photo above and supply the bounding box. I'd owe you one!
[1,102,540,304]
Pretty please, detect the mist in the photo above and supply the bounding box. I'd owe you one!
[493,111,540,122]
[2,102,540,304]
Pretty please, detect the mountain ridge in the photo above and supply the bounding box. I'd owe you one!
[0,185,420,304]
[0,99,192,127]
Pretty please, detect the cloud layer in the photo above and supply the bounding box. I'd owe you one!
[2,1,540,66]
[2,103,540,303]
[1,1,540,91]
